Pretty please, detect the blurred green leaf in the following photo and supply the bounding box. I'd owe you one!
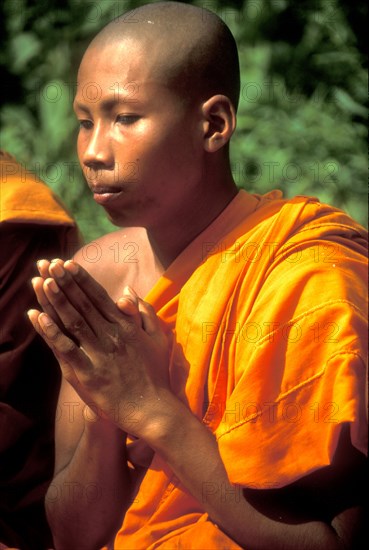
[9,32,41,73]
[39,80,74,154]
[333,87,368,116]
[1,0,367,239]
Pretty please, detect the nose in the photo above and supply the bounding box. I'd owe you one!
[81,122,114,169]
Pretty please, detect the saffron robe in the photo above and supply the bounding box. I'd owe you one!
[114,190,367,549]
[0,153,81,549]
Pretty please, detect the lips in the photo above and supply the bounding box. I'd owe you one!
[90,185,122,193]
[90,186,125,205]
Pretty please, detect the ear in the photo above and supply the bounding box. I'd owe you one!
[201,95,236,153]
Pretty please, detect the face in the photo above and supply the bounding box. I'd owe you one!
[74,39,205,230]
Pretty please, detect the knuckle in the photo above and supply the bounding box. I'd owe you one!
[43,323,59,341]
[65,316,86,334]
[122,319,139,340]
[78,297,94,316]
[44,326,76,356]
[98,332,117,353]
[97,320,138,346]
[58,338,77,355]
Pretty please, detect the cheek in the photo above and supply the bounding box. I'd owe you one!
[76,134,85,163]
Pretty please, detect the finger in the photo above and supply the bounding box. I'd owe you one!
[48,260,113,332]
[42,277,99,350]
[138,299,166,338]
[52,260,121,324]
[27,307,44,334]
[32,277,81,345]
[27,308,79,386]
[28,309,81,363]
[28,310,77,353]
[28,310,94,400]
[36,258,52,279]
[52,261,141,347]
[116,286,142,328]
[31,276,62,326]
[46,264,140,351]
[32,276,51,308]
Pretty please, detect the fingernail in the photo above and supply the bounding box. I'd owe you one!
[117,297,135,311]
[36,260,46,273]
[31,277,38,287]
[47,279,59,293]
[124,285,137,297]
[65,260,79,275]
[51,262,65,278]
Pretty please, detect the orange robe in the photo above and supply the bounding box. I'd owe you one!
[0,153,81,549]
[118,190,367,549]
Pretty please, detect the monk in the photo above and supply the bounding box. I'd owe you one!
[28,3,367,549]
[0,151,81,549]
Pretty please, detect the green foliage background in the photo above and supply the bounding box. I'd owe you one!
[1,0,367,242]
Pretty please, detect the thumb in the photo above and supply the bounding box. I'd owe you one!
[116,286,142,327]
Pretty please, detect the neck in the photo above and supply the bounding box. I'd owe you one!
[147,168,238,270]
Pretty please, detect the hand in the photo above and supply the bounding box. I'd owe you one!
[28,259,170,438]
[33,259,143,335]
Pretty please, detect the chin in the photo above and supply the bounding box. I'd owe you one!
[105,209,138,228]
[106,213,126,227]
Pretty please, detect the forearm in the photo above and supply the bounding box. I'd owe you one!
[46,418,130,550]
[143,392,345,550]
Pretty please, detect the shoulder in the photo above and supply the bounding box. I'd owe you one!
[250,192,367,241]
[71,227,157,300]
[240,195,368,309]
[272,196,367,250]
[73,226,149,264]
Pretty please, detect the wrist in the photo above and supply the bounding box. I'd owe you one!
[138,390,197,453]
[83,405,126,441]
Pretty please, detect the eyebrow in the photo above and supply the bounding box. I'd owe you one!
[73,91,141,113]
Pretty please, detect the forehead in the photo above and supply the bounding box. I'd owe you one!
[77,38,164,92]
[74,37,192,110]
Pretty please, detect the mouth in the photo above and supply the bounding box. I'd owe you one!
[90,186,125,205]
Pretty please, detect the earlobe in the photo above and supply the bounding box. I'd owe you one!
[202,95,236,153]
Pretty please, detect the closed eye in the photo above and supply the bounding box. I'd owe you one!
[116,114,140,125]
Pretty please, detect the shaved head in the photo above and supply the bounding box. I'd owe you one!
[85,1,240,110]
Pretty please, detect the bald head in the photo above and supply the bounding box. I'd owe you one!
[86,1,240,110]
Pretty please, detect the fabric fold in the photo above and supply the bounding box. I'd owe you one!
[113,190,367,549]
